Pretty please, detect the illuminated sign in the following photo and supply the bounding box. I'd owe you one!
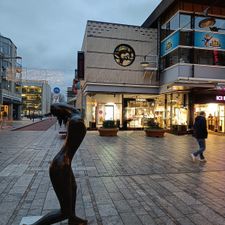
[216,96,225,101]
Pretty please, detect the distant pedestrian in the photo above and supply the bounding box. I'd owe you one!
[57,117,63,127]
[191,111,208,162]
[32,112,35,122]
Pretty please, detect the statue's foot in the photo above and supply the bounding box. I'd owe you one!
[68,216,88,225]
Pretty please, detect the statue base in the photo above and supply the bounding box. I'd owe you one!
[19,216,42,225]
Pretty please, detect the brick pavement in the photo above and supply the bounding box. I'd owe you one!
[0,126,225,225]
[13,118,57,131]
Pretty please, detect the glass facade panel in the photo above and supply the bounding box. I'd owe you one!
[161,13,179,41]
[180,30,193,46]
[180,14,191,29]
[179,48,192,63]
[194,49,225,66]
[170,13,179,33]
[161,49,178,70]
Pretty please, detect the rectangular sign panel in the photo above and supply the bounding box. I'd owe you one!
[195,31,225,50]
[161,31,180,56]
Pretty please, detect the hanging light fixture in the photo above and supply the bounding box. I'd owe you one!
[140,56,149,67]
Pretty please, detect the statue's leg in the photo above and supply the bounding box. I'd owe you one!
[68,173,88,225]
[31,209,66,225]
[50,167,73,216]
[71,173,77,213]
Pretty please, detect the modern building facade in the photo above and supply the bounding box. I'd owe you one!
[0,35,22,120]
[76,21,158,129]
[67,86,76,106]
[77,0,225,133]
[21,80,51,117]
[142,0,225,133]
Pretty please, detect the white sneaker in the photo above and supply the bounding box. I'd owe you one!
[191,153,196,162]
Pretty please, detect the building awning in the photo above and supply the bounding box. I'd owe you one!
[83,82,159,95]
[163,77,222,93]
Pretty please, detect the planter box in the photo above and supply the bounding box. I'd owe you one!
[98,128,119,136]
[145,129,166,138]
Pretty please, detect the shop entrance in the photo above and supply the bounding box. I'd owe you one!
[194,103,225,132]
[124,98,154,129]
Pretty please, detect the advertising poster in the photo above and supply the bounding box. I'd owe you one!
[194,31,225,50]
[161,31,180,56]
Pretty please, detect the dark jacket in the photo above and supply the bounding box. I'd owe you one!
[193,115,208,139]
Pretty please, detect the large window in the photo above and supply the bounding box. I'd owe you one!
[180,14,191,29]
[180,30,193,46]
[194,49,225,66]
[179,48,192,63]
[161,49,179,70]
[161,13,179,41]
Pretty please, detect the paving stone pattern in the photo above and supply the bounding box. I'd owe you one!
[0,126,225,225]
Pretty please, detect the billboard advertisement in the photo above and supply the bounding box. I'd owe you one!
[161,31,180,56]
[194,31,225,50]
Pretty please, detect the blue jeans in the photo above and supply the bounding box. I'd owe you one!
[193,139,206,159]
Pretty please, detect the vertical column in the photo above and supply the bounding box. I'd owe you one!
[170,93,173,129]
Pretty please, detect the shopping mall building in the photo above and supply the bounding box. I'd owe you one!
[76,0,225,133]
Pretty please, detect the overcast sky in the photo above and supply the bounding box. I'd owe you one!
[0,0,160,96]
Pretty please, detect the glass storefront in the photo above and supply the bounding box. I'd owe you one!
[157,93,188,129]
[86,94,122,128]
[194,103,225,132]
[124,99,154,128]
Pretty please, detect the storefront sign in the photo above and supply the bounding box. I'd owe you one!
[195,31,225,50]
[216,96,225,101]
[161,31,179,56]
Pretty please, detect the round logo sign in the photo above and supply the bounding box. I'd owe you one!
[53,87,60,94]
[113,44,135,67]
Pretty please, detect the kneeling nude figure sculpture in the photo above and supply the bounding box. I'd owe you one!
[31,103,88,225]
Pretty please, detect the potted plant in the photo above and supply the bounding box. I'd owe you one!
[144,118,166,138]
[98,120,119,136]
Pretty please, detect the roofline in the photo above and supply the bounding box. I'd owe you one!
[87,20,146,29]
[142,0,176,28]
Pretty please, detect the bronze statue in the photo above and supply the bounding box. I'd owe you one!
[31,103,88,225]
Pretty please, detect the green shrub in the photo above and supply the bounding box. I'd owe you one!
[145,118,163,130]
[102,120,116,128]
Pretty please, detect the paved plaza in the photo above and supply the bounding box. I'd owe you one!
[1,122,225,225]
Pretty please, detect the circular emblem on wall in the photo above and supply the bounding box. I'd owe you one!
[113,44,135,67]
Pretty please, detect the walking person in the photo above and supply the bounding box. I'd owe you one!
[191,111,208,162]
